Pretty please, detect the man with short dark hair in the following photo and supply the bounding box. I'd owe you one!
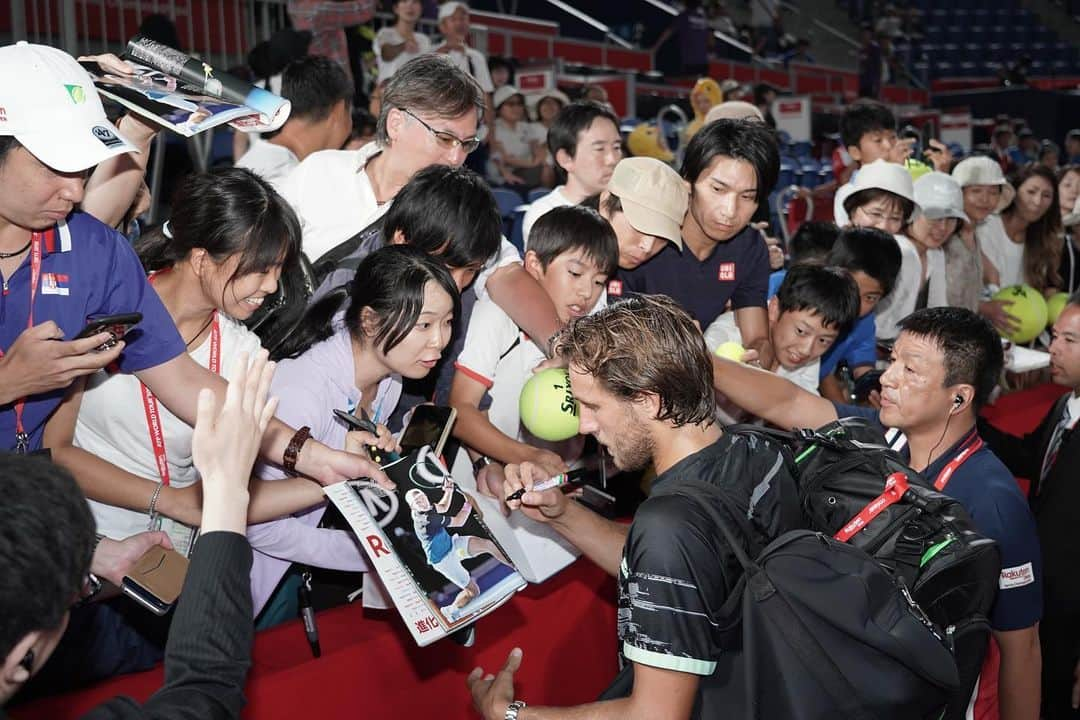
[468,294,801,720]
[235,55,354,188]
[614,119,780,364]
[522,101,622,244]
[711,305,1043,720]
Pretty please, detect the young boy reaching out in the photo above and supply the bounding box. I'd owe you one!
[450,206,618,477]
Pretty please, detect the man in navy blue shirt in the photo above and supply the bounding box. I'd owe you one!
[0,43,385,488]
[612,119,779,367]
[711,306,1042,720]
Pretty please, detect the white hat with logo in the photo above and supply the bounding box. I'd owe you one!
[914,171,970,223]
[0,42,136,172]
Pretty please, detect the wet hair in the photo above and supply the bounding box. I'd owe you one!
[843,187,915,225]
[827,226,903,298]
[775,263,861,336]
[381,165,501,270]
[554,294,716,427]
[1003,163,1063,291]
[897,307,1004,410]
[840,99,896,150]
[274,244,460,360]
[278,55,353,123]
[527,205,619,277]
[0,455,95,660]
[788,221,840,264]
[135,167,301,298]
[680,119,780,203]
[376,54,485,146]
[547,101,619,185]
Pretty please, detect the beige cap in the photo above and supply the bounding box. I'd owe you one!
[951,156,1015,213]
[704,101,764,124]
[438,1,468,21]
[607,157,688,248]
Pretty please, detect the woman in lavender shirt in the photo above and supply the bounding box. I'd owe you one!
[249,244,459,616]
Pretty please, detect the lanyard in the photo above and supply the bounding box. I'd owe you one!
[140,270,221,486]
[0,232,45,453]
[932,432,983,491]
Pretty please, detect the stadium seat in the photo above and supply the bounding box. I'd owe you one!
[527,188,551,204]
[509,207,527,253]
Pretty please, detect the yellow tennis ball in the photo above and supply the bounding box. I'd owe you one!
[714,341,747,362]
[993,284,1048,344]
[1047,292,1069,326]
[519,368,580,442]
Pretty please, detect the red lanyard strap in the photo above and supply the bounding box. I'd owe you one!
[0,232,45,453]
[933,435,983,491]
[835,472,911,542]
[139,312,220,486]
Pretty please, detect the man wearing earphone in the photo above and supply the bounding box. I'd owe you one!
[711,305,1043,720]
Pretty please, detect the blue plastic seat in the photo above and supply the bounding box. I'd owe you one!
[527,188,551,204]
[491,187,525,218]
[509,208,527,252]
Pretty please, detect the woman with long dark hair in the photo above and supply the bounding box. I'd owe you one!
[249,243,460,616]
[983,163,1063,294]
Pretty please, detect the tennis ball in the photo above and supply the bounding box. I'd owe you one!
[520,368,580,442]
[714,341,747,362]
[1047,292,1069,326]
[993,284,1048,344]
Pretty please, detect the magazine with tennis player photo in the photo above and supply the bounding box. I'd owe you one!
[324,445,526,647]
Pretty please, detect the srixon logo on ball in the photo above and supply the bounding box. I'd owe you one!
[553,379,578,417]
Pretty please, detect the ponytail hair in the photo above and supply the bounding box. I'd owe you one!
[135,167,300,282]
[273,244,460,361]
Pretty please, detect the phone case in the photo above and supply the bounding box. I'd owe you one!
[124,546,189,607]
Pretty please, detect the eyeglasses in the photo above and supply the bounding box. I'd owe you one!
[401,108,483,154]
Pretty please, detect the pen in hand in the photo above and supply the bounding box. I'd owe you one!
[505,467,588,503]
[334,408,390,464]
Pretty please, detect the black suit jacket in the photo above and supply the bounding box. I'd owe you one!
[981,394,1080,616]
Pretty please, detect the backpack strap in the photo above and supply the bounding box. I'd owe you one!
[656,477,876,720]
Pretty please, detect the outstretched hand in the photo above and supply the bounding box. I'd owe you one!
[467,648,523,720]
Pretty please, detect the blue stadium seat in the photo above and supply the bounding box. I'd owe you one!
[792,141,813,158]
[527,188,550,204]
[491,187,525,219]
[509,208,526,253]
[777,158,796,190]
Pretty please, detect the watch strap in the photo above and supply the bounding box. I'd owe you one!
[283,426,311,477]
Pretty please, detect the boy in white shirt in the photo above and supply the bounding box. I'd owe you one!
[450,206,618,477]
[522,101,623,244]
[705,263,861,394]
[235,55,353,190]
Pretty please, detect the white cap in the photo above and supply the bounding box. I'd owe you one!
[438,1,468,21]
[914,171,969,223]
[845,159,920,221]
[951,156,1015,213]
[0,42,136,172]
[493,85,523,110]
[526,88,570,111]
[704,101,764,124]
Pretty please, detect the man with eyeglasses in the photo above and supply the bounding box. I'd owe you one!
[280,53,563,355]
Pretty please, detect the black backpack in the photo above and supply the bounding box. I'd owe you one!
[730,419,1001,720]
[654,476,959,720]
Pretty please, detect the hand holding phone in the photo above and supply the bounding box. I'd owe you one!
[121,545,189,615]
[75,312,143,351]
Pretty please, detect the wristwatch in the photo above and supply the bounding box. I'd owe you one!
[472,455,493,476]
[504,700,526,720]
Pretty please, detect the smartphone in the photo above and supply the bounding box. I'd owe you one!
[400,405,457,457]
[74,312,143,351]
[121,545,189,616]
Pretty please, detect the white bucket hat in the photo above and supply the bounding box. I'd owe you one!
[951,156,1015,213]
[914,171,970,224]
[0,42,136,172]
[493,84,524,111]
[839,159,921,222]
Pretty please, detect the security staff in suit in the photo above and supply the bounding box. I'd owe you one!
[981,292,1080,719]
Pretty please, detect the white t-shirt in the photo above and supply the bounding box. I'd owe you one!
[373,27,431,81]
[434,43,494,92]
[978,213,1025,288]
[874,234,947,340]
[234,141,299,191]
[75,315,263,548]
[522,186,573,247]
[704,312,821,394]
[278,141,387,264]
